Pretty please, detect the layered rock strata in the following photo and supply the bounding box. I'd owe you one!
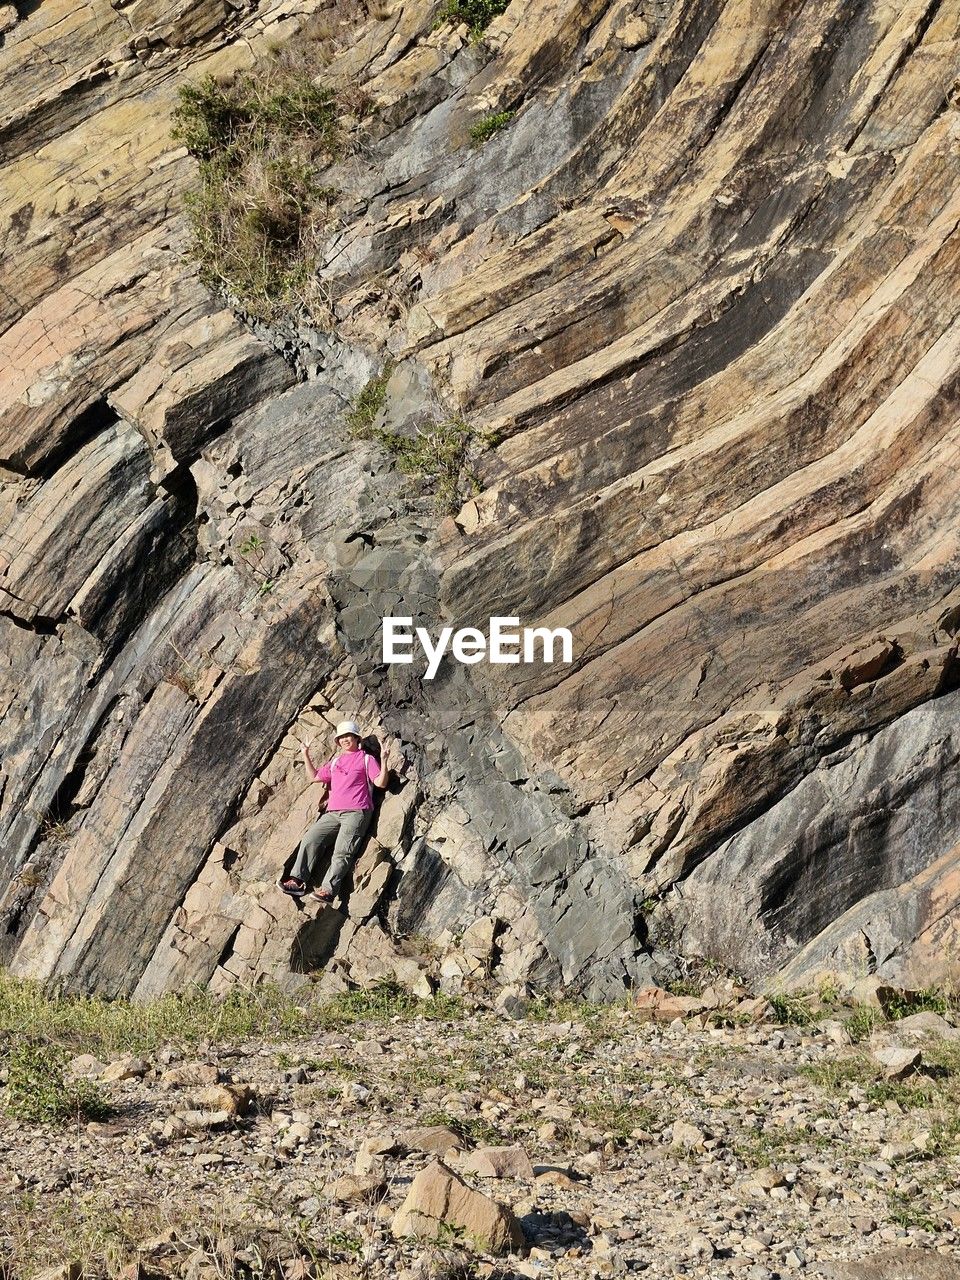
[1,0,959,997]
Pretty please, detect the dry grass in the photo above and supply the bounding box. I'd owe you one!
[0,1191,371,1280]
[172,2,381,321]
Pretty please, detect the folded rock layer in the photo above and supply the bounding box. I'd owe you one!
[1,0,958,997]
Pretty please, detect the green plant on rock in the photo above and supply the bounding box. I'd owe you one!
[419,1110,503,1147]
[886,988,950,1018]
[846,1003,880,1042]
[380,415,478,514]
[767,991,817,1027]
[346,363,394,437]
[435,0,510,41]
[4,1041,112,1124]
[887,1189,941,1233]
[323,1228,363,1259]
[349,377,480,513]
[469,110,515,147]
[172,68,342,320]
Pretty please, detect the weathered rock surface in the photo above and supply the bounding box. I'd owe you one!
[1,0,960,996]
[460,1143,535,1180]
[830,1248,960,1280]
[391,1159,525,1254]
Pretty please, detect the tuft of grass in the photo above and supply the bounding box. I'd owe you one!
[767,991,817,1027]
[728,1123,830,1167]
[800,1056,874,1092]
[0,973,312,1056]
[801,1039,960,1158]
[2,1192,374,1280]
[581,1092,657,1142]
[361,413,480,515]
[435,0,510,41]
[4,1041,112,1124]
[887,1189,942,1233]
[419,1110,504,1147]
[469,110,515,147]
[318,978,464,1026]
[345,363,394,437]
[172,67,343,320]
[0,972,464,1061]
[846,1004,881,1042]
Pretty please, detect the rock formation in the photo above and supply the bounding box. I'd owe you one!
[1,0,959,998]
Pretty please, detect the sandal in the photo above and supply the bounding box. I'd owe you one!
[311,888,335,904]
[279,877,307,897]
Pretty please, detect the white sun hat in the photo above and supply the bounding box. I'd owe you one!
[334,719,362,740]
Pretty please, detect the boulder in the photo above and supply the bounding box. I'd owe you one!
[671,1121,707,1151]
[895,1011,960,1039]
[325,1174,387,1205]
[101,1055,148,1082]
[828,1248,960,1279]
[392,1160,525,1255]
[67,1054,107,1080]
[399,1125,466,1157]
[871,1045,922,1081]
[634,987,708,1022]
[160,1063,221,1087]
[192,1084,255,1116]
[460,1145,534,1181]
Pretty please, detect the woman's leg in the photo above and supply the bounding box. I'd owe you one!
[289,811,342,883]
[318,810,372,896]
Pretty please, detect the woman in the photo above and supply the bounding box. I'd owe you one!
[279,720,399,903]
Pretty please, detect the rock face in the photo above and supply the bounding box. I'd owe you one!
[1,0,960,997]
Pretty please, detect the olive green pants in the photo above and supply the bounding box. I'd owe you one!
[290,808,371,895]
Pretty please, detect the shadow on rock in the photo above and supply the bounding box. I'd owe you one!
[289,907,346,973]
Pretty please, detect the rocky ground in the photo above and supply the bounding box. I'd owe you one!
[3,982,960,1280]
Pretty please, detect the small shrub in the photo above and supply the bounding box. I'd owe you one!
[4,1042,111,1124]
[323,1229,363,1259]
[435,0,510,40]
[351,389,480,513]
[419,1110,503,1147]
[886,988,949,1019]
[816,977,843,1008]
[173,68,342,319]
[469,110,515,147]
[377,415,478,514]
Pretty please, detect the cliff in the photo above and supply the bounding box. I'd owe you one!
[1,0,959,999]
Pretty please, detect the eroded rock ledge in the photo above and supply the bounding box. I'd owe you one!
[1,0,959,999]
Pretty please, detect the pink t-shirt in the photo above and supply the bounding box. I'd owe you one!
[317,750,379,811]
